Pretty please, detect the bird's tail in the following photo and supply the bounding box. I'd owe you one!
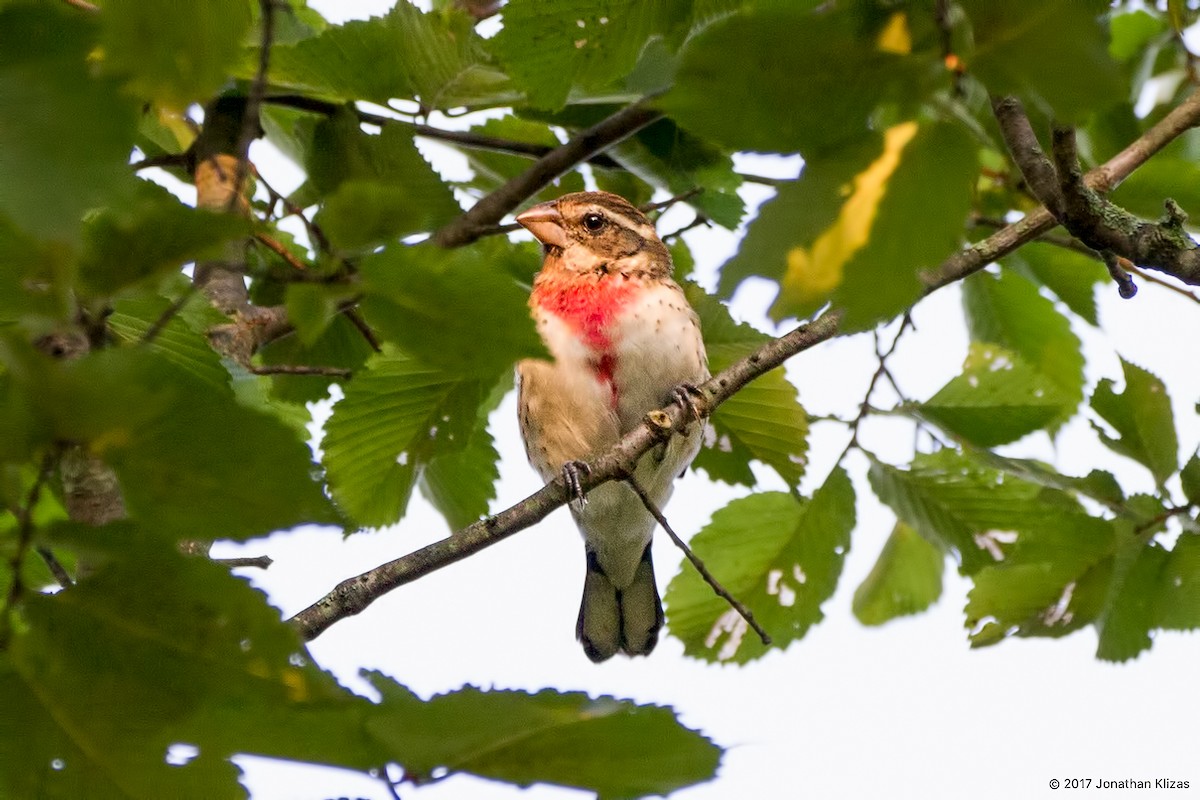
[577,545,664,662]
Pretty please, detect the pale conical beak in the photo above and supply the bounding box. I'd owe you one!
[515,202,570,249]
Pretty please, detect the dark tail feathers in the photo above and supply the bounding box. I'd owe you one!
[576,545,664,663]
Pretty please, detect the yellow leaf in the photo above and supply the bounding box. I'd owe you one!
[876,12,912,55]
[781,121,919,308]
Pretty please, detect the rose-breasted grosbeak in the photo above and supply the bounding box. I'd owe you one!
[515,191,708,662]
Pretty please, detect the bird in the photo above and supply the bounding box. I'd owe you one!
[514,190,709,662]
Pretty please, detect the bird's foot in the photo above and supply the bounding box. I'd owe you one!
[562,460,591,508]
[671,381,705,423]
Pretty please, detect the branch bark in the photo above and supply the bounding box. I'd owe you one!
[921,86,1200,290]
[290,310,843,640]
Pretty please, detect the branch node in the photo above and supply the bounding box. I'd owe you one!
[1101,251,1138,299]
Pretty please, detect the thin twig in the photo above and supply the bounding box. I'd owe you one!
[254,166,331,253]
[344,308,383,353]
[130,153,190,172]
[434,96,664,248]
[36,547,74,589]
[836,314,912,465]
[1125,262,1200,305]
[662,214,712,242]
[254,232,309,271]
[641,187,704,214]
[250,364,351,377]
[262,95,625,170]
[289,310,843,640]
[624,475,771,646]
[142,283,200,345]
[212,555,274,570]
[229,0,276,209]
[62,0,99,11]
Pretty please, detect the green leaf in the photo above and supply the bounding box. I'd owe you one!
[962,0,1124,121]
[1096,534,1169,661]
[491,0,689,110]
[665,468,855,664]
[267,3,515,109]
[666,7,934,155]
[0,6,139,238]
[99,0,252,108]
[1089,358,1178,484]
[608,119,744,228]
[685,285,808,488]
[919,343,1072,447]
[78,180,249,298]
[257,314,375,405]
[0,212,73,322]
[457,117,586,205]
[1180,452,1200,506]
[1157,533,1200,631]
[365,674,721,799]
[1005,241,1106,326]
[721,122,976,330]
[853,522,945,626]
[321,346,491,528]
[1109,9,1166,63]
[307,109,462,250]
[4,526,382,797]
[0,341,337,539]
[106,293,231,393]
[285,283,341,347]
[868,450,1115,578]
[359,239,546,376]
[962,268,1085,424]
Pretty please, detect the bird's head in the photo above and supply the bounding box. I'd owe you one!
[516,191,671,278]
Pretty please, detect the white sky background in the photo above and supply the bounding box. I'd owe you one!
[213,3,1200,798]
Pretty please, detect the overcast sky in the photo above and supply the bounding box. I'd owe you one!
[215,3,1200,798]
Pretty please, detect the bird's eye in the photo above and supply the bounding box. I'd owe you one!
[582,212,606,232]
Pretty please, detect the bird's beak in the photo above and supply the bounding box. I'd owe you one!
[515,202,570,249]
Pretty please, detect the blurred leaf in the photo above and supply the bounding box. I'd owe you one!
[0,6,138,238]
[99,0,251,108]
[1180,452,1200,506]
[722,121,975,329]
[1109,10,1166,63]
[608,119,744,228]
[307,109,461,250]
[107,294,231,393]
[267,3,515,109]
[321,346,491,528]
[284,283,341,347]
[0,341,336,539]
[491,0,689,110]
[359,239,546,376]
[78,180,249,298]
[1005,241,1106,326]
[1157,533,1200,631]
[1096,534,1169,661]
[686,285,807,488]
[1089,358,1178,485]
[853,522,944,626]
[962,0,1124,121]
[0,213,73,322]
[667,7,934,154]
[665,468,855,664]
[962,268,1084,425]
[365,674,721,799]
[919,343,1072,447]
[2,525,381,798]
[1110,158,1200,220]
[458,117,585,204]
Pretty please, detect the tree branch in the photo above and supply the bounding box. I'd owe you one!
[993,96,1200,286]
[289,310,843,640]
[922,86,1200,290]
[433,97,664,248]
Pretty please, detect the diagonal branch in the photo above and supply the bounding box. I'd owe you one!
[922,86,1200,290]
[433,97,664,248]
[290,310,843,640]
[993,95,1200,286]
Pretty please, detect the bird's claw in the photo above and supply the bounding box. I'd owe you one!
[562,460,590,508]
[671,382,705,423]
